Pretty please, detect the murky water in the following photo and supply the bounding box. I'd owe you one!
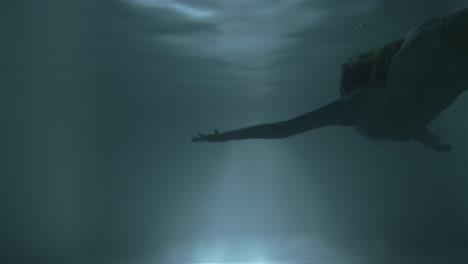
[2,1,467,263]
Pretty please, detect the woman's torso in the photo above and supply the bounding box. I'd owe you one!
[349,16,468,141]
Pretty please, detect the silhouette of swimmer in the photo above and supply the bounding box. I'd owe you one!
[192,9,468,152]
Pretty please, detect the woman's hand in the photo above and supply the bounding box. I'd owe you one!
[191,129,224,142]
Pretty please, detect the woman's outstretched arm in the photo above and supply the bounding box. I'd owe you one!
[191,99,354,142]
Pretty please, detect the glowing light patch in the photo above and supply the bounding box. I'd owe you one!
[169,2,214,18]
[128,0,214,18]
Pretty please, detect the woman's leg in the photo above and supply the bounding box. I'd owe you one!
[442,8,468,57]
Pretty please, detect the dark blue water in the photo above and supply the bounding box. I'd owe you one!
[2,1,467,263]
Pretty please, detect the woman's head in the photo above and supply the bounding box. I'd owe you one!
[340,37,405,97]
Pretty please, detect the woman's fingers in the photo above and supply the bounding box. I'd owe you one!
[192,129,221,142]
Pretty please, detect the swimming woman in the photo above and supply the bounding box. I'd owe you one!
[192,8,468,152]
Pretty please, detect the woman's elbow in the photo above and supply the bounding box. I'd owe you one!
[270,121,306,139]
[261,122,294,139]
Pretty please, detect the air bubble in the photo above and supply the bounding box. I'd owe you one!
[356,24,367,31]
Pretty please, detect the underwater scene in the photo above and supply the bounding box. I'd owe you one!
[2,0,467,264]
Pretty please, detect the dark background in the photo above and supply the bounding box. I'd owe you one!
[1,0,467,263]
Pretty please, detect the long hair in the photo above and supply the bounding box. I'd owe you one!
[370,37,406,84]
[341,37,405,96]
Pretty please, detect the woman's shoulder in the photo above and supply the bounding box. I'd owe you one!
[442,8,468,57]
